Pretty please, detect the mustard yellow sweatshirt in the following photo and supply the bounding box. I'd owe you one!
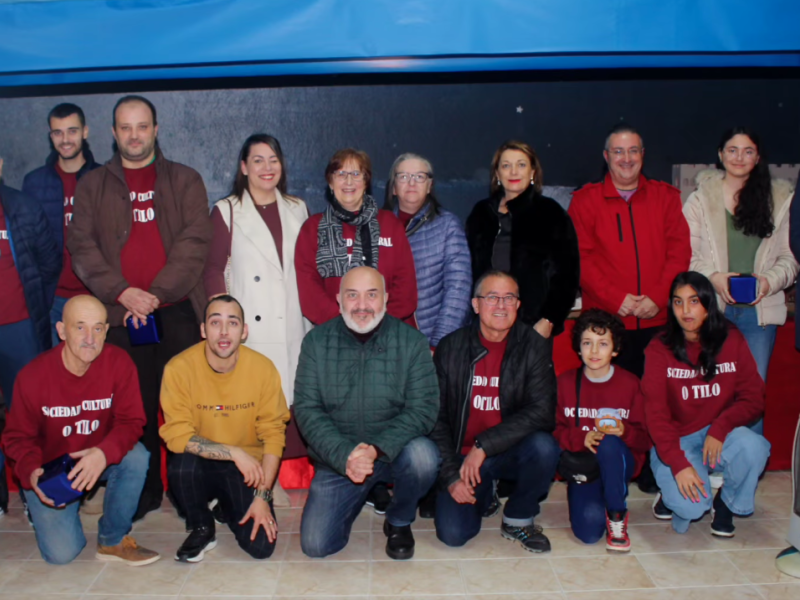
[160,342,289,460]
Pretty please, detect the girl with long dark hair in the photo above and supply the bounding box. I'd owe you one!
[643,272,770,537]
[683,128,798,410]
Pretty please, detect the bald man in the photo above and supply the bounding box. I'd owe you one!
[1,295,159,566]
[294,267,441,560]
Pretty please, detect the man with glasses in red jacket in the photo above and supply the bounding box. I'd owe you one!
[568,123,690,494]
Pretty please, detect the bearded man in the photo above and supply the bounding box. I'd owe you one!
[294,266,440,560]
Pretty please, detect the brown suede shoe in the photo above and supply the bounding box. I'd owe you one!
[96,535,161,566]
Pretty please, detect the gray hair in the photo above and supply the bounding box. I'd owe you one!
[473,270,519,297]
[383,152,439,213]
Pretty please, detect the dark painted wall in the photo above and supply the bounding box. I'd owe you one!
[1,75,799,221]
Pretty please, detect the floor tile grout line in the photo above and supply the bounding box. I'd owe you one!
[81,559,107,597]
[547,555,567,596]
[174,559,194,598]
[633,551,660,590]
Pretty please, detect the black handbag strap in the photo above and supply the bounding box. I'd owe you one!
[574,368,582,427]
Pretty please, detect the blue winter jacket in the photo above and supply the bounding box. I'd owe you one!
[0,184,61,353]
[22,149,100,261]
[395,204,472,347]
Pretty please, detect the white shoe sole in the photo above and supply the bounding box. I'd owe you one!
[606,542,632,552]
[96,552,162,566]
[175,539,217,563]
[652,493,673,521]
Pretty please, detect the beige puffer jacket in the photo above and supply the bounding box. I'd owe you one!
[683,169,798,326]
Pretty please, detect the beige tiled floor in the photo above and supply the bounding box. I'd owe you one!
[0,471,797,599]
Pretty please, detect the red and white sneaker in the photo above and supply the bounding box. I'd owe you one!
[606,510,631,552]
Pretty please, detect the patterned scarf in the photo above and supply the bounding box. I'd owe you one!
[316,194,380,278]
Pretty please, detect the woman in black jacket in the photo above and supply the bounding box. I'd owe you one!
[466,140,580,338]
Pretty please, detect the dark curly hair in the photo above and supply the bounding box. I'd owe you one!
[660,271,728,382]
[717,127,774,239]
[572,308,625,356]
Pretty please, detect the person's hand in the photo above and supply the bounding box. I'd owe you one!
[68,448,107,492]
[675,466,708,503]
[618,294,644,317]
[29,468,55,507]
[750,275,771,306]
[709,272,738,305]
[533,318,554,339]
[239,496,278,542]
[231,447,265,488]
[632,296,659,319]
[459,445,486,488]
[346,443,376,483]
[584,431,605,453]
[118,287,159,325]
[703,434,724,469]
[448,479,476,504]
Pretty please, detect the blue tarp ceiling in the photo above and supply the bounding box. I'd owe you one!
[1,0,799,87]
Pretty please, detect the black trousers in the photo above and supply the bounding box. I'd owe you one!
[615,326,660,379]
[168,453,277,559]
[106,300,200,510]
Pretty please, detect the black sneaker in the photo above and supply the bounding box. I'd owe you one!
[482,491,501,518]
[366,483,392,515]
[635,462,660,494]
[652,493,673,520]
[175,525,217,563]
[208,499,227,525]
[383,520,414,560]
[501,522,551,553]
[710,490,735,538]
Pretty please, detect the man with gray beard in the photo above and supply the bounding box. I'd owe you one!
[294,266,440,560]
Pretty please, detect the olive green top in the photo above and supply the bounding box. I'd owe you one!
[725,209,761,275]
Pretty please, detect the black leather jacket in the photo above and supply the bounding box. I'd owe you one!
[429,319,556,488]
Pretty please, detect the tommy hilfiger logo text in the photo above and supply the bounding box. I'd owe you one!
[196,402,255,412]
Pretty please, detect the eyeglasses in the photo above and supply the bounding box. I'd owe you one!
[395,172,431,184]
[476,294,519,306]
[723,147,758,160]
[609,147,642,158]
[334,170,364,181]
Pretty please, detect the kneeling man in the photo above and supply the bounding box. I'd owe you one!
[431,271,560,552]
[1,295,158,565]
[160,295,290,562]
[294,266,440,560]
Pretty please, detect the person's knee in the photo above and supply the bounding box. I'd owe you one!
[572,525,604,545]
[520,432,560,467]
[729,428,771,467]
[239,536,276,560]
[435,521,477,548]
[121,442,150,474]
[595,434,626,457]
[670,495,711,522]
[300,530,344,558]
[570,501,606,545]
[40,539,85,565]
[400,437,441,481]
[168,451,201,477]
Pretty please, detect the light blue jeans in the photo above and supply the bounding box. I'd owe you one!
[24,443,149,564]
[724,305,776,435]
[650,426,770,534]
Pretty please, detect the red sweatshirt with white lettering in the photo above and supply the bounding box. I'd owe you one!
[1,343,145,489]
[642,327,764,476]
[554,366,651,476]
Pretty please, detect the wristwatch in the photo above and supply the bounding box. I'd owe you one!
[253,488,273,503]
[474,439,483,450]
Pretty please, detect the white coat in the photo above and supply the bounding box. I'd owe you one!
[214,189,312,405]
[683,169,798,326]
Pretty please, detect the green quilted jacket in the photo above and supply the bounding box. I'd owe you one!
[294,315,439,475]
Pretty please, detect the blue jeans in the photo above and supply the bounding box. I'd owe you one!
[301,436,440,558]
[650,426,770,534]
[0,318,40,474]
[725,305,776,435]
[434,432,560,547]
[24,443,149,564]
[50,295,69,348]
[567,435,635,544]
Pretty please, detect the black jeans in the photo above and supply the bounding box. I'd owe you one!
[106,300,200,509]
[616,327,660,379]
[168,453,277,559]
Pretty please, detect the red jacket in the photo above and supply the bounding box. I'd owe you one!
[1,344,146,489]
[642,328,764,476]
[555,366,650,476]
[295,209,418,325]
[568,175,690,329]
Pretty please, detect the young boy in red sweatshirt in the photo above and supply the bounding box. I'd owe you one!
[555,309,650,551]
[643,272,770,536]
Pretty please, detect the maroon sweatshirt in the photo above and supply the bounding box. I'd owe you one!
[554,366,650,476]
[1,344,145,489]
[642,327,764,476]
